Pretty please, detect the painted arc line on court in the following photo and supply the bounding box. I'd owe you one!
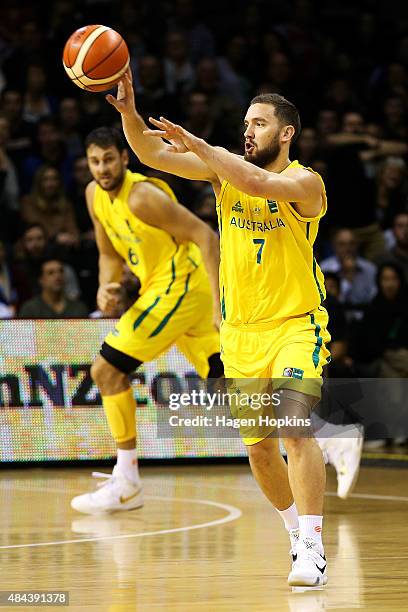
[0,496,242,550]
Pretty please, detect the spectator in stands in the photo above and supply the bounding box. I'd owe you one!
[23,63,56,124]
[12,223,80,305]
[376,157,408,230]
[382,95,407,141]
[68,156,94,236]
[324,111,387,260]
[377,212,408,283]
[295,127,320,167]
[58,97,84,159]
[0,89,33,172]
[193,189,218,231]
[352,263,408,377]
[21,118,71,192]
[320,228,377,305]
[183,91,235,147]
[324,271,353,376]
[18,257,88,318]
[134,56,176,120]
[194,58,241,135]
[163,31,195,95]
[216,35,251,109]
[0,240,16,317]
[0,115,20,243]
[21,165,79,247]
[167,0,215,64]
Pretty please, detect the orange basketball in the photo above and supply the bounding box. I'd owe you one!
[63,25,129,92]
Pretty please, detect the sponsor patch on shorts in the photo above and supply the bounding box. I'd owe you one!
[282,367,304,380]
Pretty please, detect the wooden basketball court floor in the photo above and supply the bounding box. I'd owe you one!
[1,463,407,611]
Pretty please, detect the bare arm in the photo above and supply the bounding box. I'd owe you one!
[128,182,221,329]
[145,118,323,217]
[85,181,123,313]
[106,70,219,187]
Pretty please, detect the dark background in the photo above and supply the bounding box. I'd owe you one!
[0,0,408,384]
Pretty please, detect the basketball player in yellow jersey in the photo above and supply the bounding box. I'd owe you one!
[70,126,223,515]
[107,74,362,587]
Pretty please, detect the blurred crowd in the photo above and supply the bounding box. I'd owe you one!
[0,0,408,385]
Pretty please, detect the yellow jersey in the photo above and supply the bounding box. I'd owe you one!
[216,160,327,326]
[93,170,202,295]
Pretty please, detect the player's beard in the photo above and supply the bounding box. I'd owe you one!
[97,168,125,191]
[244,134,281,168]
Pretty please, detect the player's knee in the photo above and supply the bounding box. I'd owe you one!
[283,436,313,457]
[247,437,279,465]
[91,356,127,393]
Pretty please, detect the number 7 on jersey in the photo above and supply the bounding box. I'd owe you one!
[253,238,265,264]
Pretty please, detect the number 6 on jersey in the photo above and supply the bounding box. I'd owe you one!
[253,238,265,264]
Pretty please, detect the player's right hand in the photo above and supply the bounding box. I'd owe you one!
[97,282,122,314]
[105,68,136,117]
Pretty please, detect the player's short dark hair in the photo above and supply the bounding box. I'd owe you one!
[250,93,301,142]
[85,126,126,152]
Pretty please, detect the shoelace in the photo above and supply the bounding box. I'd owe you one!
[296,542,325,567]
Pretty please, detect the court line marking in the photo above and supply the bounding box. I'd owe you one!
[0,494,241,550]
[163,482,408,503]
[3,481,408,503]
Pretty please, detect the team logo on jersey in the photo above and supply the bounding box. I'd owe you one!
[232,201,244,213]
[252,206,262,216]
[283,367,304,380]
[267,200,279,213]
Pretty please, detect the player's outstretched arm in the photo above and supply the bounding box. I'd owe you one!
[128,182,221,330]
[106,70,219,187]
[85,182,124,314]
[146,117,323,216]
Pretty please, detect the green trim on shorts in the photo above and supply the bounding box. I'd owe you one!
[149,273,191,337]
[133,296,161,330]
[310,312,323,368]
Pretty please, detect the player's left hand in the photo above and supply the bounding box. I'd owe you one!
[143,117,201,153]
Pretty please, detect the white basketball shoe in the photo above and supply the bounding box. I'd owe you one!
[289,528,299,563]
[288,538,328,587]
[71,466,143,514]
[319,424,364,499]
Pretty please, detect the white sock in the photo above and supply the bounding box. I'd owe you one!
[298,515,323,547]
[116,448,141,485]
[276,502,299,531]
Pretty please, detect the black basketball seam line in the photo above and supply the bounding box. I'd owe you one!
[68,61,89,90]
[81,36,126,80]
[65,25,101,69]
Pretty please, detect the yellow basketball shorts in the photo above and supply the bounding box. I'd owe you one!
[104,267,220,379]
[220,306,331,444]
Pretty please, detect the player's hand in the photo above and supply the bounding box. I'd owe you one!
[97,282,122,314]
[106,68,136,117]
[143,116,201,153]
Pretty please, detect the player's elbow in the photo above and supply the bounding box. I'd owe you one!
[193,223,219,253]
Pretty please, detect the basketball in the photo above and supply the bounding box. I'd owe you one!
[63,25,129,92]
